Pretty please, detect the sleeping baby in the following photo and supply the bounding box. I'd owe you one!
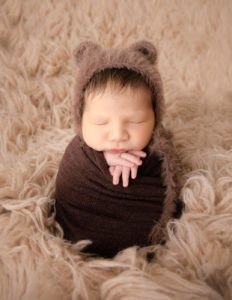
[55,41,182,258]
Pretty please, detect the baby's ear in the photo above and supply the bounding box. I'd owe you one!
[130,40,158,64]
[73,41,102,64]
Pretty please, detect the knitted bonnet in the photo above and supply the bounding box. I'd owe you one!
[73,40,165,135]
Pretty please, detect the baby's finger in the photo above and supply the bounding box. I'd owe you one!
[115,157,134,167]
[122,166,130,188]
[120,152,142,165]
[103,152,133,167]
[113,166,122,185]
[131,165,138,179]
[128,150,147,158]
[109,166,115,176]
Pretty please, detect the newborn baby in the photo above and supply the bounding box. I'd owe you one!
[55,41,182,258]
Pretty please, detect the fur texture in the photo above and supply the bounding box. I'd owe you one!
[0,0,232,299]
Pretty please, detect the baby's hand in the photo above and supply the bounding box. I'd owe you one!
[103,150,146,187]
[108,165,138,187]
[104,150,146,167]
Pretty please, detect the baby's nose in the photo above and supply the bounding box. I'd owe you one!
[109,123,128,141]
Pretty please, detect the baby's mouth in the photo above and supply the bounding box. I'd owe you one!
[109,149,127,153]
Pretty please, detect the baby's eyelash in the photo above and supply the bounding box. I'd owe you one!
[129,120,144,124]
[94,122,108,125]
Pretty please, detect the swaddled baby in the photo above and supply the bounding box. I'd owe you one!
[55,41,182,258]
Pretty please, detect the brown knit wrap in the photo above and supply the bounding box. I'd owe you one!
[55,135,176,258]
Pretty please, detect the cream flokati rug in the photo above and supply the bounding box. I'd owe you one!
[0,0,232,299]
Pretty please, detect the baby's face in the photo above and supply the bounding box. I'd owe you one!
[81,85,155,152]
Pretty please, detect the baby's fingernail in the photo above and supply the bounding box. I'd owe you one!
[113,179,118,185]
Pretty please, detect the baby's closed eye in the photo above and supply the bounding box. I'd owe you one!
[128,120,145,124]
[91,118,108,125]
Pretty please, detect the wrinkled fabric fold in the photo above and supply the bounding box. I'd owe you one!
[55,135,167,257]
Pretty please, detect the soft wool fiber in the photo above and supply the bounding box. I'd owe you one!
[0,0,232,299]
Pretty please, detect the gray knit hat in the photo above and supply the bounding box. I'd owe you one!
[73,40,165,133]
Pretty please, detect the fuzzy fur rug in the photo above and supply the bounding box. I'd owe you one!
[1,0,232,299]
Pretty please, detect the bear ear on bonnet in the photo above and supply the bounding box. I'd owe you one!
[130,40,158,64]
[73,41,102,64]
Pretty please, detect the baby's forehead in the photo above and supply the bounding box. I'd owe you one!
[83,84,153,116]
[85,81,152,103]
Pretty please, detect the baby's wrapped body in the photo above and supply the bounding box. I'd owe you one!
[55,40,182,257]
[55,135,178,258]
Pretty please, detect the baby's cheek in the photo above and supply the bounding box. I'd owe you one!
[100,129,109,141]
[134,128,152,148]
[82,126,102,151]
[94,129,109,150]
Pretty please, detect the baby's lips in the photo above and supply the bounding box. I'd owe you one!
[109,149,127,153]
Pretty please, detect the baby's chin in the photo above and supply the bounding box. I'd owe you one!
[107,149,128,154]
[102,148,144,153]
[83,140,144,153]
